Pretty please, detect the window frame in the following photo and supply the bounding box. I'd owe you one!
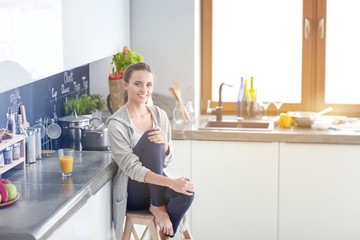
[201,0,360,116]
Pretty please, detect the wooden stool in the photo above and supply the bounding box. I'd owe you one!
[123,209,160,240]
[123,210,193,240]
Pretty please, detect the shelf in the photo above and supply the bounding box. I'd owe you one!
[0,135,26,175]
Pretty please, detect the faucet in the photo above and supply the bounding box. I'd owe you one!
[207,82,233,121]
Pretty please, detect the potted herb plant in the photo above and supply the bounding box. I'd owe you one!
[64,94,106,118]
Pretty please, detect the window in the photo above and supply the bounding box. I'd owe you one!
[201,0,360,116]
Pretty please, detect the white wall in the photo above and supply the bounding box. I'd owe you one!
[130,0,200,116]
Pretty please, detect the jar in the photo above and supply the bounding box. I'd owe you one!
[3,146,13,164]
[0,150,4,168]
[26,128,36,164]
[13,142,21,160]
[34,127,42,160]
[173,102,184,124]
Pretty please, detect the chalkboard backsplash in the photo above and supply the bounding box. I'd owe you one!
[0,64,90,128]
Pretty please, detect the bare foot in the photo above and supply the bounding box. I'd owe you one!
[149,204,173,237]
[159,231,171,240]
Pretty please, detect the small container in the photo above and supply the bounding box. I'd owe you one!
[173,102,184,124]
[0,150,4,168]
[13,142,21,160]
[34,127,42,160]
[3,146,13,165]
[26,128,36,164]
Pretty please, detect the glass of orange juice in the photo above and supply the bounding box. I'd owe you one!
[58,149,74,177]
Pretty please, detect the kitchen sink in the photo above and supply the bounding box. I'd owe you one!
[198,118,273,131]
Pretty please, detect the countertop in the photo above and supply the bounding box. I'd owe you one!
[0,151,117,240]
[171,116,360,144]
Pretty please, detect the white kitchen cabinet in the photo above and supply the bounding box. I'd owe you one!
[48,180,112,240]
[279,143,360,240]
[191,140,278,240]
[167,140,193,240]
[167,140,192,179]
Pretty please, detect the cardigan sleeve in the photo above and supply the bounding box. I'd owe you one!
[108,119,149,182]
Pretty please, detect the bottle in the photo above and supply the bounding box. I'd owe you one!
[241,79,250,118]
[249,77,255,102]
[249,77,255,117]
[237,77,244,119]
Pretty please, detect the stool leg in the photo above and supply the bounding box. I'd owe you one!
[183,229,193,240]
[123,217,132,240]
[149,219,160,240]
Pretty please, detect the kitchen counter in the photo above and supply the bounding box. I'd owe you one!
[0,151,117,240]
[171,116,360,144]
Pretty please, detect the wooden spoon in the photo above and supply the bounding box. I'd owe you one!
[20,105,30,129]
[172,82,190,121]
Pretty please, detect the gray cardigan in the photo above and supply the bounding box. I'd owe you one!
[106,104,187,239]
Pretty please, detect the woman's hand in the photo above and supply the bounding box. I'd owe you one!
[148,127,169,155]
[170,177,195,196]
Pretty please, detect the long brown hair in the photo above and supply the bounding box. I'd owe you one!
[123,62,152,103]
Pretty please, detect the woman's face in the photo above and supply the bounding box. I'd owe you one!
[124,70,153,104]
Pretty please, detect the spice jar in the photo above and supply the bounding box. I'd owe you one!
[26,128,36,164]
[4,146,13,164]
[13,142,21,160]
[0,150,4,168]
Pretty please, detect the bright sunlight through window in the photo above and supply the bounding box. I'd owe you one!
[212,0,302,104]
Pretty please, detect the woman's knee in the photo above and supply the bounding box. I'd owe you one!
[140,130,165,154]
[182,192,195,207]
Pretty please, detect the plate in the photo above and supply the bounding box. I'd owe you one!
[0,193,20,209]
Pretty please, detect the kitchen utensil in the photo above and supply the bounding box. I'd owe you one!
[80,124,110,150]
[171,83,190,121]
[317,107,333,115]
[47,119,62,140]
[19,105,30,129]
[58,111,91,141]
[288,107,334,127]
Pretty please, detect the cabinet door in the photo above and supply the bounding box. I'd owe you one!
[166,140,192,178]
[48,180,112,240]
[279,143,360,240]
[191,141,278,240]
[167,140,193,240]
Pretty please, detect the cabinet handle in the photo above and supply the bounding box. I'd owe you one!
[305,18,310,39]
[319,18,325,39]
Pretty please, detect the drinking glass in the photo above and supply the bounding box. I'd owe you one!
[262,102,272,118]
[273,101,284,116]
[58,149,74,177]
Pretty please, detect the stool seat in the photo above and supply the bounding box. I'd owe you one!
[123,209,193,240]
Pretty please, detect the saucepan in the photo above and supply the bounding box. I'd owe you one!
[80,124,110,150]
[288,107,333,127]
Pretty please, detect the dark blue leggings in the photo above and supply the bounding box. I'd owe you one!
[127,129,194,237]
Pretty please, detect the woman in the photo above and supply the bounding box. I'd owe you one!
[106,62,195,240]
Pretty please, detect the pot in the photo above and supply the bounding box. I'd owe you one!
[80,124,110,150]
[58,115,91,141]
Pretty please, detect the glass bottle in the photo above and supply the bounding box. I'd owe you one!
[237,77,244,119]
[249,77,255,117]
[241,79,250,118]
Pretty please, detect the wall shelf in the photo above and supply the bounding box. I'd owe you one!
[0,135,25,175]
